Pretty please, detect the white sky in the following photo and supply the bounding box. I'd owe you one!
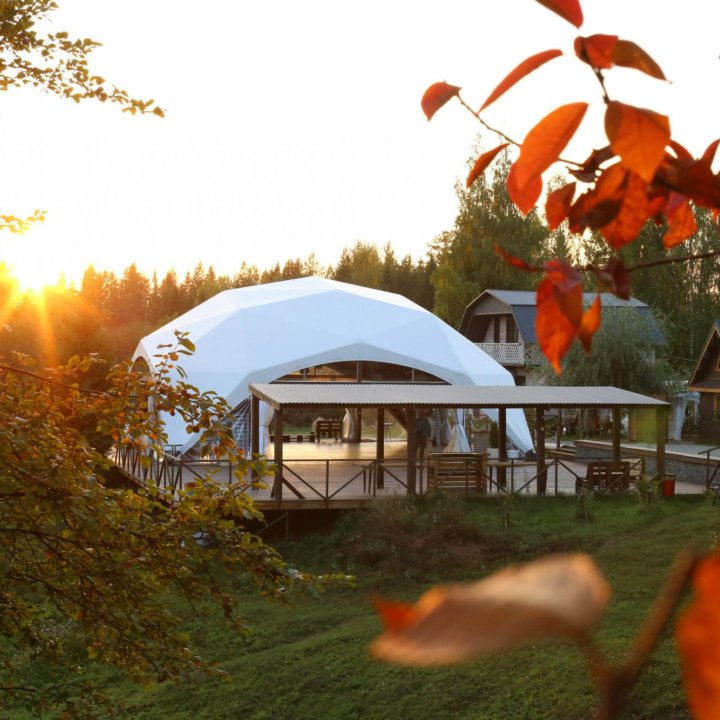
[2,0,719,287]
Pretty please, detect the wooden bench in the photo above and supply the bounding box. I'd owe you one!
[427,452,488,493]
[314,419,342,442]
[576,460,630,493]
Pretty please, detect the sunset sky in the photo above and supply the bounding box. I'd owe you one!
[2,0,719,290]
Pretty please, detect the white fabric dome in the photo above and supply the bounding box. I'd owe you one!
[134,277,533,453]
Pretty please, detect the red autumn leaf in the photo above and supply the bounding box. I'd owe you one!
[605,101,670,183]
[466,143,509,188]
[702,139,720,167]
[372,554,609,666]
[567,163,626,234]
[546,182,576,231]
[578,295,601,353]
[373,597,422,633]
[596,257,631,299]
[569,145,615,183]
[574,34,617,69]
[663,197,697,248]
[611,39,666,80]
[537,262,583,373]
[674,161,720,211]
[480,49,563,112]
[669,140,694,163]
[507,163,543,216]
[494,243,541,272]
[600,169,661,249]
[421,82,461,121]
[514,103,588,190]
[676,554,720,720]
[534,0,583,28]
[568,191,623,234]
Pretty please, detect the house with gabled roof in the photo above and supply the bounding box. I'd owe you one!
[458,289,665,384]
[688,322,720,442]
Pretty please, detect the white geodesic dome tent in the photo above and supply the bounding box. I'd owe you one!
[133,276,533,455]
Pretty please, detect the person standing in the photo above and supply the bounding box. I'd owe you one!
[414,410,432,459]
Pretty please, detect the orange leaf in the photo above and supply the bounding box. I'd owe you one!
[605,101,670,183]
[534,0,583,28]
[663,197,697,248]
[514,103,588,190]
[546,182,576,231]
[611,39,666,80]
[676,555,720,720]
[578,295,601,353]
[371,554,609,665]
[537,263,583,373]
[599,169,656,249]
[421,82,461,121]
[466,143,509,188]
[595,257,631,299]
[507,163,543,216]
[567,163,626,234]
[494,243,541,272]
[574,34,617,69]
[702,139,720,167]
[373,597,422,633]
[480,49,563,112]
[669,140,694,163]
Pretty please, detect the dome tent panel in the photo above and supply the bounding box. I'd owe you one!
[134,277,533,454]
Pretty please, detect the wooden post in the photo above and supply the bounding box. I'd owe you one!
[406,407,416,495]
[612,408,621,463]
[536,406,547,495]
[498,408,507,490]
[656,406,667,481]
[273,407,284,500]
[556,408,562,449]
[376,407,385,489]
[251,395,260,457]
[251,394,260,482]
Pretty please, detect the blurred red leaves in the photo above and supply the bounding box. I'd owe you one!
[534,0,583,28]
[466,143,508,188]
[676,555,720,720]
[494,242,540,272]
[421,82,461,121]
[595,257,631,299]
[420,0,720,372]
[480,49,563,111]
[372,554,609,665]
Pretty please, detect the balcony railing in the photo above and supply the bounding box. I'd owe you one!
[475,342,546,367]
[475,342,525,365]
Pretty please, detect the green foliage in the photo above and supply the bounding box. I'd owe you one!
[0,337,345,716]
[546,307,675,395]
[40,496,717,720]
[0,0,163,115]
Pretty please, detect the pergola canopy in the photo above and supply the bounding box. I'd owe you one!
[250,383,669,410]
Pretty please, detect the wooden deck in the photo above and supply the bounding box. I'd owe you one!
[113,441,605,510]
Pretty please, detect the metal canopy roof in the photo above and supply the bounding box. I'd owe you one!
[249,383,668,410]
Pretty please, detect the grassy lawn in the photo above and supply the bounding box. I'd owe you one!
[10,495,719,719]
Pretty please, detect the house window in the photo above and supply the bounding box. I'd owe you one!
[493,317,500,343]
